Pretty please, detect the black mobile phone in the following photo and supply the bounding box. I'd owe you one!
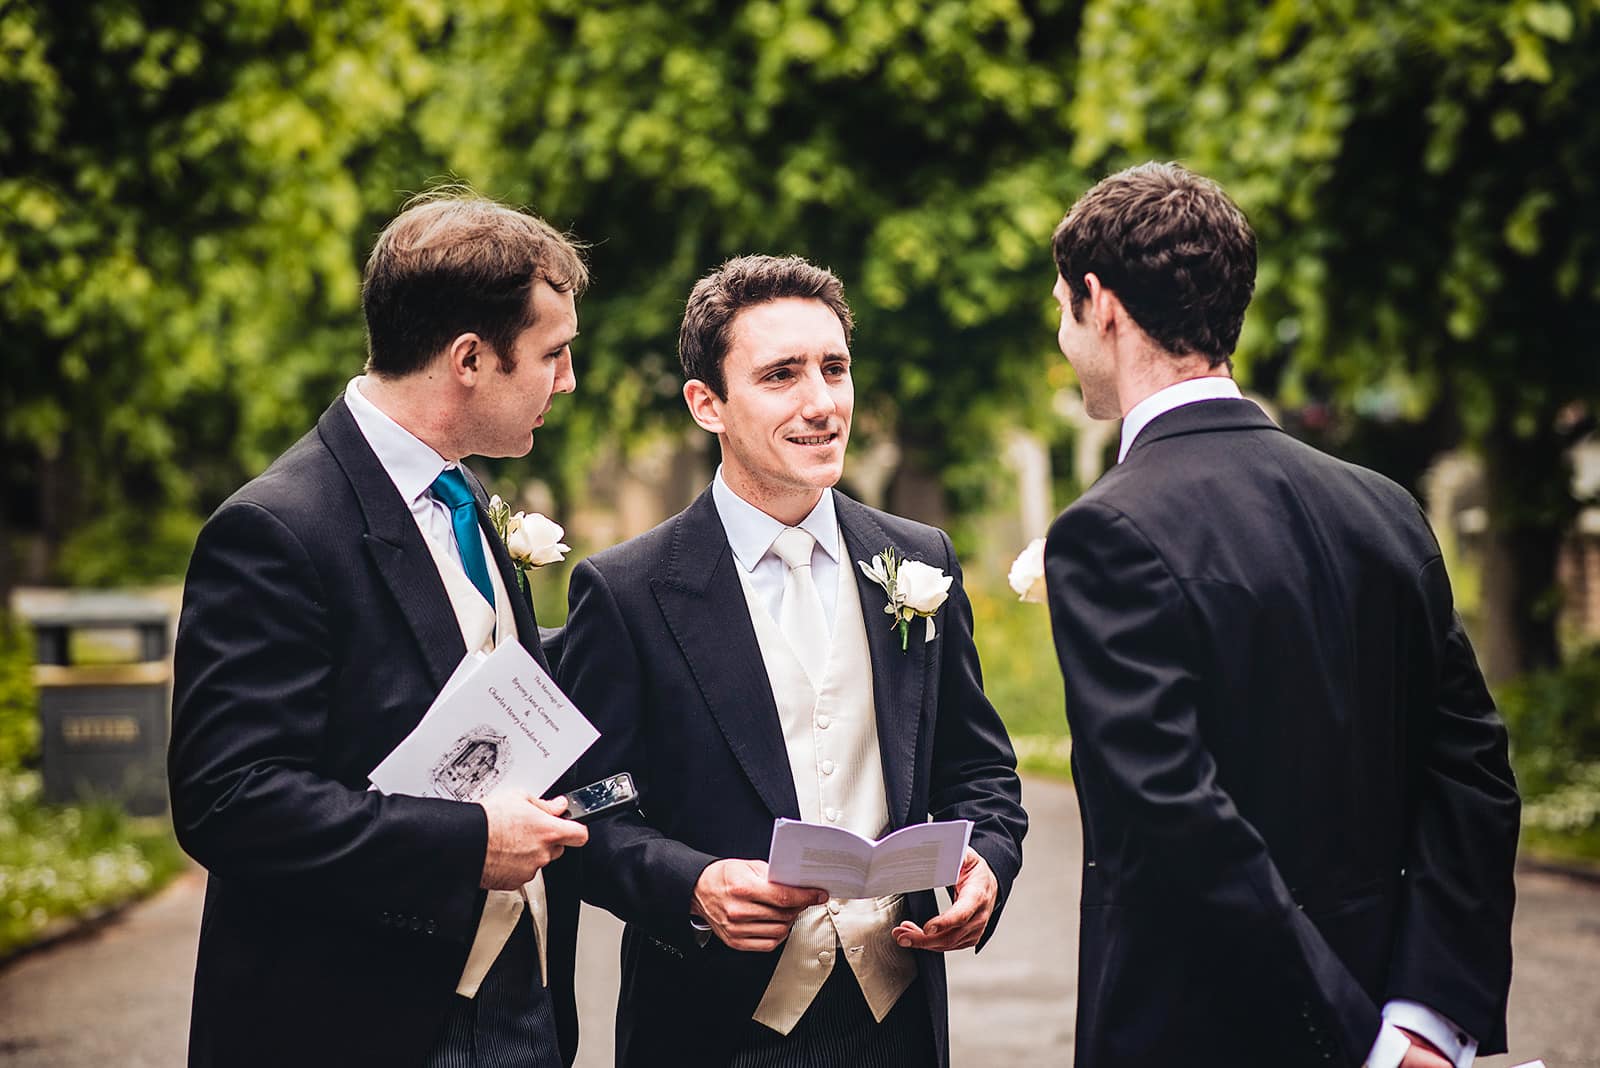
[561,772,638,823]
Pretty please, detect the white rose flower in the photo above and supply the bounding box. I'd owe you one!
[1007,538,1047,604]
[895,559,952,615]
[506,511,571,567]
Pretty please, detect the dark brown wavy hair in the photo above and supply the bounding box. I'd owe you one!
[362,189,588,376]
[1052,162,1256,367]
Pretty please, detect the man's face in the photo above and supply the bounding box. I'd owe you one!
[701,297,853,517]
[1054,272,1117,419]
[468,280,578,458]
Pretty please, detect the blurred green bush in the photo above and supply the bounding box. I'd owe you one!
[0,615,187,958]
[1497,650,1600,861]
[0,618,40,770]
[968,576,1069,780]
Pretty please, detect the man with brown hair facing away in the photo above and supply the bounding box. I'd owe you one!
[1043,162,1520,1068]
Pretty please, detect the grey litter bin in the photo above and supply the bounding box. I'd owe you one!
[12,588,173,816]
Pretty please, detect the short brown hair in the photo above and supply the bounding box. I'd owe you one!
[1052,162,1256,367]
[679,254,853,397]
[362,190,588,376]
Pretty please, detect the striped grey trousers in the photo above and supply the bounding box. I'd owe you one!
[424,921,563,1068]
[728,963,937,1068]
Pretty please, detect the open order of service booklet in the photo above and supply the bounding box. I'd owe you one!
[766,817,973,900]
[369,639,599,802]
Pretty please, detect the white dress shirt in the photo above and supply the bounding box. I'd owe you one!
[711,468,841,627]
[1119,377,1478,1068]
[1117,375,1244,463]
[344,377,485,567]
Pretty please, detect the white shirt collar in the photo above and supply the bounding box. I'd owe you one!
[710,467,840,573]
[1118,376,1243,462]
[343,376,456,504]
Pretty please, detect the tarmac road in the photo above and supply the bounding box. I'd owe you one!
[1,776,1594,1066]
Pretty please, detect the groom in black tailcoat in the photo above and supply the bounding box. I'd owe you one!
[559,255,1027,1067]
[1043,163,1520,1068]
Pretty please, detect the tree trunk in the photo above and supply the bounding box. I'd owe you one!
[1478,411,1574,682]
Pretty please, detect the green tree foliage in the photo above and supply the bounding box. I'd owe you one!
[2,0,1086,590]
[0,617,38,770]
[1068,0,1600,677]
[2,0,465,587]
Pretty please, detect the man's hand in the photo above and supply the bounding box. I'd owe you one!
[892,848,996,952]
[1398,1029,1454,1068]
[479,791,589,890]
[691,859,827,952]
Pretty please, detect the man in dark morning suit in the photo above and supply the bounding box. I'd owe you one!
[558,255,1027,1067]
[1041,163,1521,1067]
[168,194,593,1067]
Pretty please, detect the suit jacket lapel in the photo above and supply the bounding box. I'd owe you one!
[318,398,466,696]
[651,490,800,821]
[462,468,550,674]
[834,492,925,829]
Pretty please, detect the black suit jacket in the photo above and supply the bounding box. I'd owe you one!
[558,488,1027,1068]
[1045,399,1519,1067]
[168,397,582,1067]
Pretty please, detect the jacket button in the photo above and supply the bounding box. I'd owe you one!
[427,920,437,935]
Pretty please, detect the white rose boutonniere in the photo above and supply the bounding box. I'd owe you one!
[1007,538,1047,604]
[488,494,571,593]
[858,546,952,651]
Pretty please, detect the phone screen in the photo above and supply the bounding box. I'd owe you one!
[566,773,636,819]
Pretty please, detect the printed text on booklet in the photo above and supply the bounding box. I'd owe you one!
[369,640,599,802]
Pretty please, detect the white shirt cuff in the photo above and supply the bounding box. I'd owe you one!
[1367,1021,1413,1068]
[1379,1000,1478,1068]
[689,915,713,948]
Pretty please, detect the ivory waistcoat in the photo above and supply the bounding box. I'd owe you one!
[418,528,550,996]
[735,550,917,1034]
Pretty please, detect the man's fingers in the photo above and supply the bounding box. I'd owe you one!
[725,900,810,925]
[893,915,985,952]
[533,794,569,816]
[761,883,829,909]
[934,888,982,929]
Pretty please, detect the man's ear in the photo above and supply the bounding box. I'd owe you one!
[1083,273,1119,336]
[683,379,725,435]
[444,332,486,384]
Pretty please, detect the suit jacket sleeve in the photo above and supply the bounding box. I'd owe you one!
[1045,500,1381,1064]
[169,499,488,942]
[559,557,720,945]
[927,531,1027,949]
[1385,557,1519,1054]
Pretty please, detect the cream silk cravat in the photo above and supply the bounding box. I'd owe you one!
[771,527,830,687]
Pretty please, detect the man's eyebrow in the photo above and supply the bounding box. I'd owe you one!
[749,354,807,376]
[749,350,851,376]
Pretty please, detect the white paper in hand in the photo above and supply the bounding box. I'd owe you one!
[766,818,972,899]
[369,640,598,801]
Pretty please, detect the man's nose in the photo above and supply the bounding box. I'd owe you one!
[797,369,835,420]
[556,352,576,395]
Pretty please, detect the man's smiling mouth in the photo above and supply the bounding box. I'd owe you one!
[788,432,838,446]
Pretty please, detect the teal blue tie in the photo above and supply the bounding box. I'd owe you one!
[430,467,495,609]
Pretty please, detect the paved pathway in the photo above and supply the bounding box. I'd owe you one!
[2,777,1596,1066]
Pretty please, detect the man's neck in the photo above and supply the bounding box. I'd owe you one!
[1117,347,1231,417]
[719,469,827,527]
[360,374,463,461]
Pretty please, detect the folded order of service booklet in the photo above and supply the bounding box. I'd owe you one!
[369,639,599,802]
[765,817,973,899]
